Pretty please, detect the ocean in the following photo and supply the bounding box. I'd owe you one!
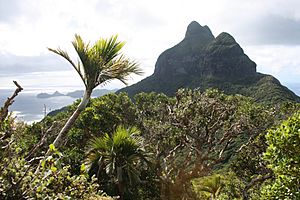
[286,83,300,96]
[0,89,77,123]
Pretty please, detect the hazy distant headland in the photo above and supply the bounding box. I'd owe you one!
[37,88,117,99]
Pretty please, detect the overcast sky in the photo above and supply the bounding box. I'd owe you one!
[0,0,300,93]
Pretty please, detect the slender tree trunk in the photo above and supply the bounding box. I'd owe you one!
[34,90,91,175]
[117,182,125,200]
[51,89,91,150]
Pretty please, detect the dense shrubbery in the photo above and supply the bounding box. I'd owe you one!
[1,87,300,199]
[0,119,112,200]
[261,112,300,199]
[0,88,113,200]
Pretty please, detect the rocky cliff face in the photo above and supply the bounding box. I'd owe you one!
[154,21,256,80]
[203,32,256,79]
[119,21,300,103]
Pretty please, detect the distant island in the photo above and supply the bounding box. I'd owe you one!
[36,91,65,98]
[37,89,117,99]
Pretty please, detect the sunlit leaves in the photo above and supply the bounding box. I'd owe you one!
[261,112,300,199]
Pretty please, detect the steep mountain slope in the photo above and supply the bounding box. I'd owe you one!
[119,21,300,103]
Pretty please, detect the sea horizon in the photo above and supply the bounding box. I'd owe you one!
[0,89,77,123]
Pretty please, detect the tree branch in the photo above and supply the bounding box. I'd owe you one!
[25,121,57,160]
[242,173,273,200]
[0,81,23,126]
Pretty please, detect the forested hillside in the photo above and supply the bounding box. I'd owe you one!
[1,85,300,199]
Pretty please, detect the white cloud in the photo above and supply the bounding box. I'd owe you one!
[245,45,300,83]
[0,0,300,92]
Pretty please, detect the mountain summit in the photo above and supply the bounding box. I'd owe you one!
[154,22,255,80]
[184,21,214,41]
[119,21,300,103]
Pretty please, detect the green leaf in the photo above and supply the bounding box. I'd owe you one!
[41,160,46,168]
[49,143,56,151]
[51,166,57,172]
[80,163,86,173]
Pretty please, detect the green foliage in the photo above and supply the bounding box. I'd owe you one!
[0,110,112,199]
[68,93,137,174]
[28,93,138,175]
[85,126,150,199]
[31,161,105,199]
[133,89,268,199]
[193,174,225,199]
[261,112,300,199]
[0,153,108,200]
[78,92,137,135]
[0,145,111,199]
[8,87,297,200]
[193,172,243,200]
[229,102,300,199]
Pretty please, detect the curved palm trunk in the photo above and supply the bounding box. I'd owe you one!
[34,90,91,175]
[52,89,92,149]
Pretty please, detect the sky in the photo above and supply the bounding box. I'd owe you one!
[0,0,300,94]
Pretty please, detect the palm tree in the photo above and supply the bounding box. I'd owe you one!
[85,126,149,200]
[48,34,142,150]
[195,174,224,200]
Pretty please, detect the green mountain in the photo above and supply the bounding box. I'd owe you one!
[37,89,117,99]
[119,21,300,103]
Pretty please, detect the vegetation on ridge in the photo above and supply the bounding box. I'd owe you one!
[1,81,300,199]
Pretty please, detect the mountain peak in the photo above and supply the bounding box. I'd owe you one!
[185,21,214,40]
[215,32,237,45]
[119,22,300,103]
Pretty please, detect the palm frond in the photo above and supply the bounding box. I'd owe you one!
[97,55,143,86]
[85,126,149,189]
[196,175,224,197]
[49,34,143,91]
[72,34,94,87]
[87,134,110,151]
[93,35,125,65]
[72,34,90,65]
[48,47,86,86]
